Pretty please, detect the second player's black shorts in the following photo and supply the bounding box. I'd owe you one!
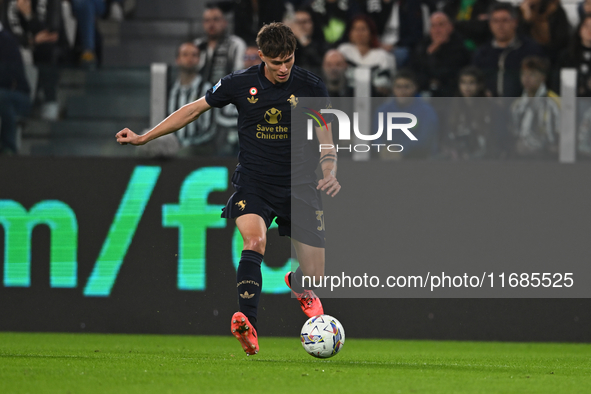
[221,171,325,248]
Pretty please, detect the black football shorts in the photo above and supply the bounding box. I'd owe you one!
[222,171,325,248]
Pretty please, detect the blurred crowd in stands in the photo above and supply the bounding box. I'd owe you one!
[2,0,591,160]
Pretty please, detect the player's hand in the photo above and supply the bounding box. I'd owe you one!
[116,128,143,145]
[317,172,341,197]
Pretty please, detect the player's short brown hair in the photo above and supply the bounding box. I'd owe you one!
[256,22,297,59]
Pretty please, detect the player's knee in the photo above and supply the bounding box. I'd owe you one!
[243,235,266,254]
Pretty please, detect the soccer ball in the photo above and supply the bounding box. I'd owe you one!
[300,314,345,358]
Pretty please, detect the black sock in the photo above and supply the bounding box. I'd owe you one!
[236,250,263,331]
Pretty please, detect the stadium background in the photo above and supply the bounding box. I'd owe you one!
[3,2,591,393]
[1,157,590,342]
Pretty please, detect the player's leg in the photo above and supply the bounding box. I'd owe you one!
[286,239,325,317]
[280,184,326,317]
[231,213,267,355]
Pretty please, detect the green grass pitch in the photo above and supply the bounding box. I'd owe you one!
[1,332,591,393]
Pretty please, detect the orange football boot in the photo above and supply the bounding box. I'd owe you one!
[285,272,324,318]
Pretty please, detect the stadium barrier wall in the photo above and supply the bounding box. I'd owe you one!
[1,157,590,342]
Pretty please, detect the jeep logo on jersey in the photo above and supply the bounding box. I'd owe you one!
[305,108,418,141]
[264,108,282,124]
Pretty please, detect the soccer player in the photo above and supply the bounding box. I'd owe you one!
[115,22,340,356]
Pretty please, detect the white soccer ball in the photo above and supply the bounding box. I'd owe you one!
[300,314,345,358]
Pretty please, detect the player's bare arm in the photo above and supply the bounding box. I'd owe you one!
[315,123,341,197]
[115,97,212,145]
